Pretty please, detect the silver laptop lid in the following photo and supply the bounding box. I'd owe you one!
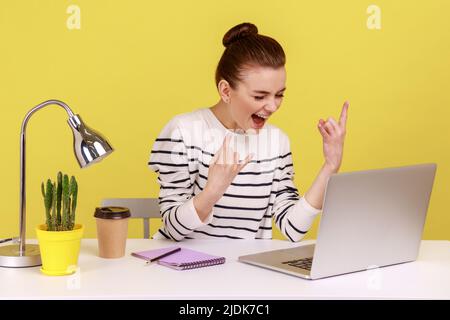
[310,163,437,279]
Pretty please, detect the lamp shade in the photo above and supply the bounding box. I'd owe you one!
[68,114,114,168]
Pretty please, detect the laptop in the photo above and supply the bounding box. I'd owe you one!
[238,163,437,280]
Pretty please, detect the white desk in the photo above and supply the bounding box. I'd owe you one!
[0,239,449,300]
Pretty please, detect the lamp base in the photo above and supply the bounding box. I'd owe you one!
[0,244,41,268]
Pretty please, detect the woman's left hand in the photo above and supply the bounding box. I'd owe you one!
[317,101,349,173]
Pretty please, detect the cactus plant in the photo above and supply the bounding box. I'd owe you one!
[70,176,78,231]
[41,179,53,231]
[56,172,62,227]
[41,172,78,231]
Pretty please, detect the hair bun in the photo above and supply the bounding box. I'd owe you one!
[223,22,258,48]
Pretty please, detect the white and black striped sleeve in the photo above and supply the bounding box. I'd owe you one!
[148,117,213,241]
[272,136,321,242]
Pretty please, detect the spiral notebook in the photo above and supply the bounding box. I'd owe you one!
[131,246,226,270]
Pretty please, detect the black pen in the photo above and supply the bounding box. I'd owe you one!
[145,247,181,265]
[0,237,18,244]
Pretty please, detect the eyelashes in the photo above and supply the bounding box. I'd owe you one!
[254,95,284,101]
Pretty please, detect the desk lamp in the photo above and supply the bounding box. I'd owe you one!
[0,100,114,267]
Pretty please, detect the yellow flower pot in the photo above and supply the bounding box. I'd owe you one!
[36,224,84,276]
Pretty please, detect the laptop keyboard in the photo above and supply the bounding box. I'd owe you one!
[282,257,313,271]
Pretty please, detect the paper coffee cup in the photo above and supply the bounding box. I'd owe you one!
[94,206,131,259]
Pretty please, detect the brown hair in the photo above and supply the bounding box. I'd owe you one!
[215,22,286,90]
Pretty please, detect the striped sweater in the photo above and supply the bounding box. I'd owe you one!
[148,107,321,242]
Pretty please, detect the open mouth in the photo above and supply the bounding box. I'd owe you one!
[251,113,268,128]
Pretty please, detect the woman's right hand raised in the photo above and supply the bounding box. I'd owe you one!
[204,134,254,199]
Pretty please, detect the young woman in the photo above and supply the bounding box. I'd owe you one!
[148,22,349,242]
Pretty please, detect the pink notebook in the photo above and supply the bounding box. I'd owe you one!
[131,246,226,270]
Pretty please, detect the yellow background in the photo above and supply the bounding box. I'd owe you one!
[0,0,448,240]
